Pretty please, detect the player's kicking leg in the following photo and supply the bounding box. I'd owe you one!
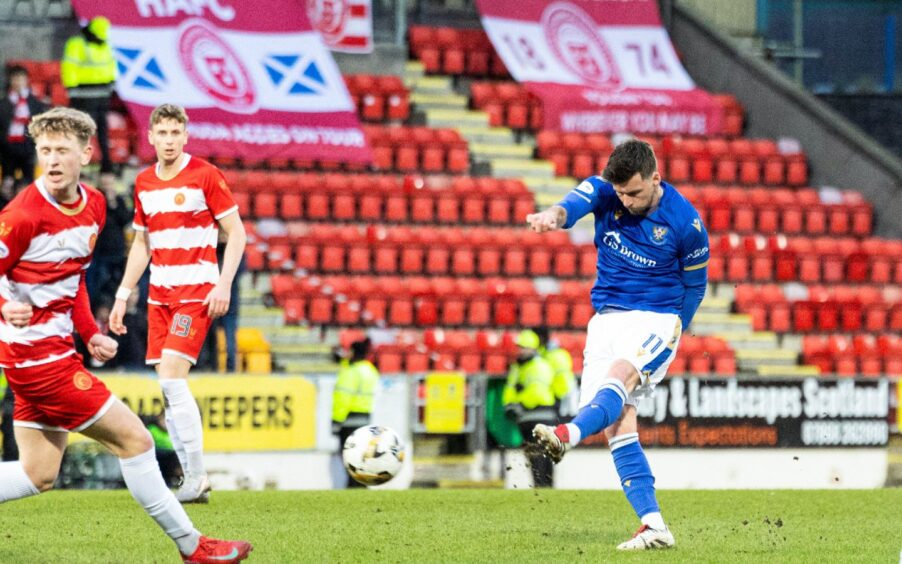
[605,406,674,550]
[83,399,251,562]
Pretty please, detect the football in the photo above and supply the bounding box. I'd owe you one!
[342,425,406,486]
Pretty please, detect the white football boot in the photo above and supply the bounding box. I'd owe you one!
[616,525,675,550]
[176,473,211,504]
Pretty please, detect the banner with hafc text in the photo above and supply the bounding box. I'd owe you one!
[70,0,372,163]
[307,0,374,54]
[476,0,724,135]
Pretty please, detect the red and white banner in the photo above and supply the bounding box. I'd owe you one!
[306,0,374,54]
[70,0,371,163]
[476,0,724,135]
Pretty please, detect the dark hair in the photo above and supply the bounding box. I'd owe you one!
[7,65,28,78]
[532,327,549,347]
[350,338,372,362]
[602,140,657,185]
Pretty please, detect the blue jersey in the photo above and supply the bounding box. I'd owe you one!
[558,177,709,328]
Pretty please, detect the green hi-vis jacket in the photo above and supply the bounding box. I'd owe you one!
[61,36,116,94]
[543,346,576,401]
[331,360,380,424]
[502,355,555,410]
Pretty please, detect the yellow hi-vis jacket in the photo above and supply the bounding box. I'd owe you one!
[331,359,380,425]
[543,346,576,401]
[502,355,555,412]
[61,35,116,96]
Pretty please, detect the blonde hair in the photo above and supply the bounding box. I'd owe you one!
[150,103,189,127]
[27,107,96,146]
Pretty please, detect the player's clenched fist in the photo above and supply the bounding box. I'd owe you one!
[1,301,33,328]
[526,206,567,233]
[88,333,119,362]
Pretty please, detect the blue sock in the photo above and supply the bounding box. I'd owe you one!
[571,379,627,441]
[611,434,660,519]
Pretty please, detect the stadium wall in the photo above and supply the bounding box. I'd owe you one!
[669,4,902,237]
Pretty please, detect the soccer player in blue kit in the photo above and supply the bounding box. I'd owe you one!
[528,139,709,550]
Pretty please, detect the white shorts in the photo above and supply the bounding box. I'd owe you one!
[578,310,682,408]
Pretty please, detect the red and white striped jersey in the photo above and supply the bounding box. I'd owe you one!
[133,154,237,305]
[0,179,105,368]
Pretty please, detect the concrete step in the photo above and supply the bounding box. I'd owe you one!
[425,108,490,129]
[756,364,821,377]
[735,348,799,370]
[457,126,515,145]
[717,331,780,350]
[403,61,425,83]
[470,142,535,161]
[691,312,752,334]
[263,326,323,345]
[410,91,469,110]
[490,158,555,179]
[409,75,453,95]
[239,306,285,328]
[699,295,731,314]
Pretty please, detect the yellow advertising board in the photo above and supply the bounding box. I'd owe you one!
[424,372,466,433]
[72,375,316,451]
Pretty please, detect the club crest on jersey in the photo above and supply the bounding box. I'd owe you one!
[652,225,668,244]
[613,209,623,221]
[692,218,702,232]
[88,233,97,252]
[73,371,93,391]
[0,221,11,238]
[174,192,186,206]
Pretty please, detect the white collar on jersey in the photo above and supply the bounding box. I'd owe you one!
[35,177,88,216]
[155,152,192,179]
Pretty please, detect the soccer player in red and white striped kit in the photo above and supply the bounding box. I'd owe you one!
[0,107,251,563]
[109,103,247,503]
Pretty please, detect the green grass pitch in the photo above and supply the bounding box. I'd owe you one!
[3,489,900,562]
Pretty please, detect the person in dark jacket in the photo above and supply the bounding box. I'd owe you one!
[0,65,47,197]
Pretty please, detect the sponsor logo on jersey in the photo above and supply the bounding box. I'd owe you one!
[73,371,93,391]
[683,246,708,261]
[603,230,658,267]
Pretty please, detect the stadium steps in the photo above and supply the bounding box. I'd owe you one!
[717,330,780,350]
[691,311,753,334]
[238,305,286,328]
[489,158,556,179]
[424,108,491,129]
[755,364,821,377]
[469,142,534,161]
[403,60,425,83]
[457,125,516,145]
[410,91,469,110]
[734,348,799,371]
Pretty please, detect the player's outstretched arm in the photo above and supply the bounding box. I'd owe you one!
[109,230,151,335]
[526,205,567,233]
